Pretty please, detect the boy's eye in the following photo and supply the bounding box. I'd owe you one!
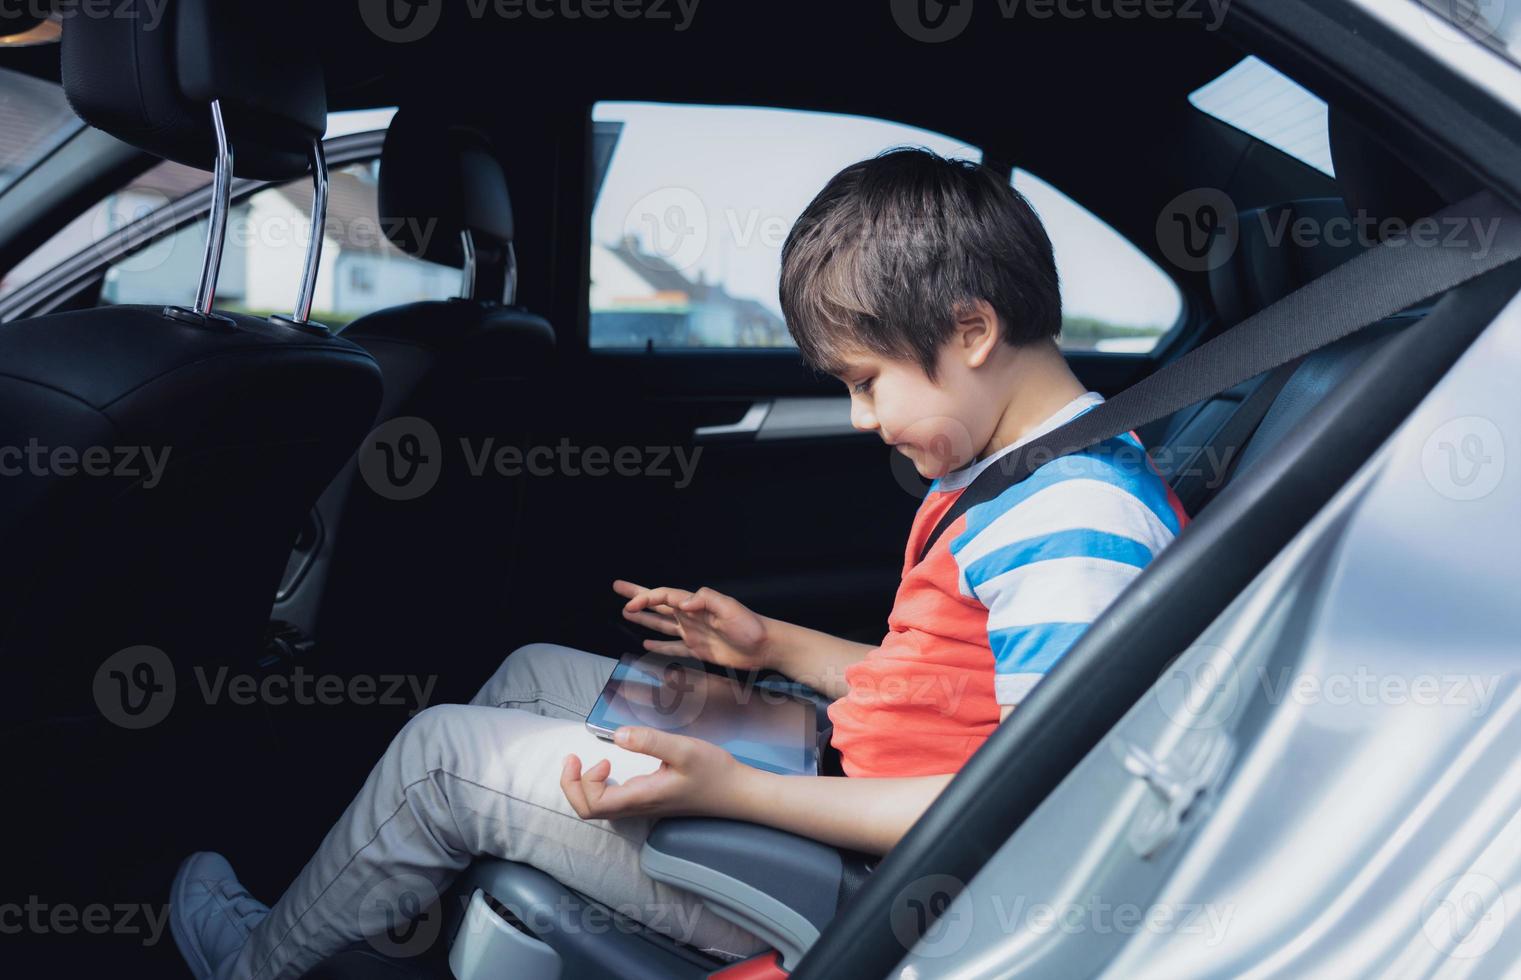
[852,378,874,395]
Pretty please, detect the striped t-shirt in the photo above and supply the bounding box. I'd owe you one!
[827,391,1188,778]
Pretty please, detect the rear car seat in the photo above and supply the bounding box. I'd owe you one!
[282,109,555,677]
[1146,197,1430,515]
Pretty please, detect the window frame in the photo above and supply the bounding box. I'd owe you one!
[578,101,1195,366]
[0,130,391,323]
[581,100,990,358]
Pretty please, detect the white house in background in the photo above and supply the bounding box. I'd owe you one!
[83,162,458,325]
[589,235,788,348]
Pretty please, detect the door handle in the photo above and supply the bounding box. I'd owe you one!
[694,401,772,442]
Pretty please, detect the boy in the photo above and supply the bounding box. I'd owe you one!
[170,148,1184,979]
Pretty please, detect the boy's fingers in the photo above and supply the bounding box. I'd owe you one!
[615,726,691,765]
[642,639,693,657]
[622,609,681,635]
[635,587,692,613]
[612,579,647,599]
[560,755,591,818]
[688,587,744,621]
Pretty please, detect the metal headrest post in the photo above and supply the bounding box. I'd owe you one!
[194,99,232,315]
[459,228,478,300]
[504,241,518,305]
[164,100,236,328]
[270,138,332,335]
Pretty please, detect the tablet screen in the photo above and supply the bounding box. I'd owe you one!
[586,652,819,776]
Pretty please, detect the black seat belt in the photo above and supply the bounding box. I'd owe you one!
[1168,355,1302,516]
[917,190,1521,564]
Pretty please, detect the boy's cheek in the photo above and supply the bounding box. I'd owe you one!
[894,415,977,473]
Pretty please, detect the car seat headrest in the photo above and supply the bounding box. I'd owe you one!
[1209,197,1365,326]
[1328,108,1446,241]
[61,0,326,181]
[378,109,515,269]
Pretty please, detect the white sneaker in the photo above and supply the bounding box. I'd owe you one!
[170,852,269,980]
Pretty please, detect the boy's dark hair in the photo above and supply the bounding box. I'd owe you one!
[779,148,1061,379]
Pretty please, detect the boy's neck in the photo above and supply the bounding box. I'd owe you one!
[978,340,1089,461]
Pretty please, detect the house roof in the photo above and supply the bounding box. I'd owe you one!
[276,168,410,257]
[123,160,212,201]
[0,69,80,183]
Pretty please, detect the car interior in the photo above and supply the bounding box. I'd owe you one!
[2,1,1517,977]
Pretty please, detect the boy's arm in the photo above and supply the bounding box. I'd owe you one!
[562,726,951,855]
[732,767,953,854]
[760,616,873,700]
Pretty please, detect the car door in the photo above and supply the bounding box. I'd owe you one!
[504,101,1189,660]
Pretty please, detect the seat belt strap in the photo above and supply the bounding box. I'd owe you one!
[916,190,1521,564]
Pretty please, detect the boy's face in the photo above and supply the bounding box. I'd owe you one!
[831,307,1005,481]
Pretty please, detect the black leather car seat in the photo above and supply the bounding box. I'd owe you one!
[298,109,555,677]
[0,0,382,726]
[1144,114,1449,517]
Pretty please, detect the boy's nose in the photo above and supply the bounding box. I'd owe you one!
[849,400,878,433]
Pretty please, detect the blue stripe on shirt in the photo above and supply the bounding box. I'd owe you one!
[961,529,1154,592]
[950,437,1182,556]
[987,621,1091,674]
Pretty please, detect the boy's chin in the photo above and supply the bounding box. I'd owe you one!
[897,444,955,480]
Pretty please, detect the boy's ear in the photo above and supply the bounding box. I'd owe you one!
[956,300,1002,369]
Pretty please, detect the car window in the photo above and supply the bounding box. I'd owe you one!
[0,65,82,197]
[588,101,981,350]
[1013,170,1184,354]
[100,159,460,330]
[0,108,400,303]
[1188,56,1334,176]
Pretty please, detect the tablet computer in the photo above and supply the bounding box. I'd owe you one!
[586,651,819,776]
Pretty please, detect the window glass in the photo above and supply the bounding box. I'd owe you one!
[1188,56,1334,176]
[1013,170,1184,353]
[0,66,82,195]
[1,108,400,303]
[100,159,459,329]
[589,102,980,350]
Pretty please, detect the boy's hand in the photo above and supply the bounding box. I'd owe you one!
[560,727,751,821]
[613,580,771,672]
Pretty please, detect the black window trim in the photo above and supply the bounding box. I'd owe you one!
[0,130,389,323]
